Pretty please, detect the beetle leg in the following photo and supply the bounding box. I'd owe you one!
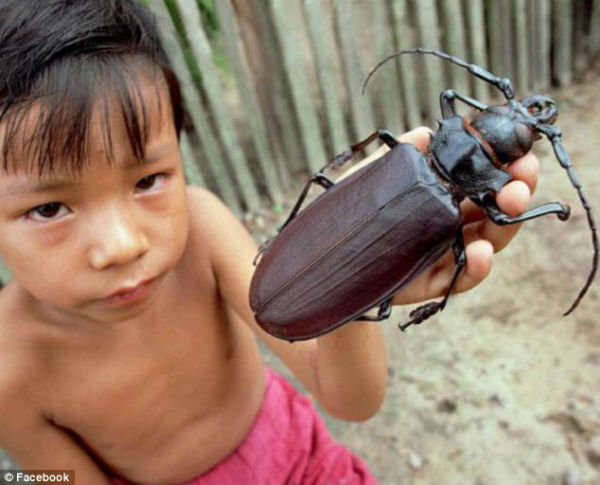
[479,195,571,225]
[254,172,336,265]
[399,231,466,331]
[253,238,274,266]
[440,90,488,118]
[355,297,393,322]
[277,172,335,234]
[329,129,398,169]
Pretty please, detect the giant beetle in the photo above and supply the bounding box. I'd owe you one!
[249,48,598,341]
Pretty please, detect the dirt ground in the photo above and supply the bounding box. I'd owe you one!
[249,69,600,485]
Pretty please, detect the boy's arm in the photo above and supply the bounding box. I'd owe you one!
[0,383,111,485]
[192,187,387,421]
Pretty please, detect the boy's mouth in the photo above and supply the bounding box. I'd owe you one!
[101,275,161,306]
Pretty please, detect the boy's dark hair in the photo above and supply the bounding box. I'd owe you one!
[0,0,183,176]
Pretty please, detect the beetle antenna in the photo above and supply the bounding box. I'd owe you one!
[362,48,515,100]
[537,126,598,315]
[562,178,598,315]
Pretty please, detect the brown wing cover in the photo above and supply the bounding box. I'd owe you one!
[250,143,461,340]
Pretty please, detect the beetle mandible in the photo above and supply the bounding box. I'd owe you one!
[249,48,598,342]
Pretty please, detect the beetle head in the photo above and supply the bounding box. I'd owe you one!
[520,95,558,125]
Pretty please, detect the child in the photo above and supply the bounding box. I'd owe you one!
[0,1,539,484]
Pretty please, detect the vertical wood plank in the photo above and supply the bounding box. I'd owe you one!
[529,0,552,90]
[175,0,260,210]
[270,0,327,172]
[249,0,304,177]
[464,0,490,100]
[488,0,504,78]
[414,0,445,123]
[527,0,538,90]
[500,0,514,81]
[592,0,600,57]
[572,0,590,74]
[333,0,377,151]
[149,0,241,214]
[488,0,514,81]
[180,130,206,187]
[215,0,283,203]
[304,0,351,154]
[514,0,530,93]
[390,0,422,128]
[371,0,404,134]
[553,0,573,87]
[440,0,470,95]
[538,0,552,89]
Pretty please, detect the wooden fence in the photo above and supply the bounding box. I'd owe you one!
[146,0,600,216]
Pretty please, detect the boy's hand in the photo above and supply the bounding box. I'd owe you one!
[383,127,539,305]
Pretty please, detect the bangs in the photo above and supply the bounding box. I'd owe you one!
[0,54,166,177]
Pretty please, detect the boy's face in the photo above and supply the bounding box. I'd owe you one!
[0,77,189,324]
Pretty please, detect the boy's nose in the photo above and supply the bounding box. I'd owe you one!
[87,209,150,270]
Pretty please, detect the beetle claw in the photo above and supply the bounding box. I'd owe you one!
[331,149,354,168]
[558,203,571,221]
[399,301,443,331]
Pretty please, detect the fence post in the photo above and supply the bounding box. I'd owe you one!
[333,0,377,152]
[464,0,490,100]
[149,0,242,214]
[175,0,261,211]
[440,0,470,95]
[414,0,444,123]
[553,0,573,87]
[573,0,589,74]
[488,0,514,82]
[592,0,600,57]
[371,0,405,135]
[180,130,206,187]
[215,0,283,204]
[530,0,552,90]
[248,0,305,181]
[270,0,327,172]
[514,0,530,93]
[304,0,351,155]
[390,0,422,128]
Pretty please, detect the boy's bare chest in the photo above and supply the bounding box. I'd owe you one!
[37,285,265,482]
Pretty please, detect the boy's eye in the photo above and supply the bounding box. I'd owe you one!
[136,173,167,193]
[26,202,69,222]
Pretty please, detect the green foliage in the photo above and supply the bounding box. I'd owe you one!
[196,0,219,39]
[156,0,230,80]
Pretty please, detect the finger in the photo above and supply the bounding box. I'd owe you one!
[453,240,494,293]
[398,126,433,152]
[460,152,539,225]
[427,239,494,296]
[507,152,539,194]
[496,179,531,216]
[465,180,531,253]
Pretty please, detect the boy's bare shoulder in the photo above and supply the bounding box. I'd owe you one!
[0,283,44,391]
[185,185,227,221]
[184,185,239,249]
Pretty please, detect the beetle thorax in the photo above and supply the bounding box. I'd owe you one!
[469,104,535,165]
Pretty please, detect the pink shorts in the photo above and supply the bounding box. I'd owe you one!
[111,368,377,485]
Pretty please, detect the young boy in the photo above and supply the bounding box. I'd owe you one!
[0,1,539,484]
